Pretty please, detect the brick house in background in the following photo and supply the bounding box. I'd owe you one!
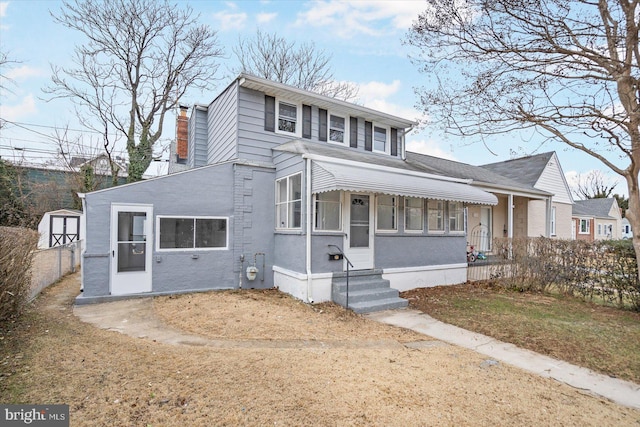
[572,198,622,241]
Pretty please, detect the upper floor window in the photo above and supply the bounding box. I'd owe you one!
[277,100,300,136]
[449,201,464,233]
[405,197,424,232]
[329,114,347,144]
[428,200,445,232]
[276,173,302,229]
[376,195,397,231]
[157,216,228,251]
[373,125,389,153]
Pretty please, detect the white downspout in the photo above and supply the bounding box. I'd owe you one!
[304,155,314,303]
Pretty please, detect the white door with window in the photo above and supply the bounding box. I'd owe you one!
[343,193,374,270]
[480,207,492,252]
[110,204,153,295]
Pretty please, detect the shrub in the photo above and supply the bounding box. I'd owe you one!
[0,227,38,321]
[490,237,639,310]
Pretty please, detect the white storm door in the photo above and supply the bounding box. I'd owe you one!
[480,207,492,252]
[344,193,374,270]
[110,204,153,295]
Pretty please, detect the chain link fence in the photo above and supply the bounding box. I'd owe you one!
[29,240,82,301]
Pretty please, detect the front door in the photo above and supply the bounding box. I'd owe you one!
[110,204,153,295]
[480,207,492,252]
[344,194,374,270]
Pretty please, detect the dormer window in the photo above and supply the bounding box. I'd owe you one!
[373,124,390,154]
[329,113,347,144]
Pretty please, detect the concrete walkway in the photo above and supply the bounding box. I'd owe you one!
[366,309,640,410]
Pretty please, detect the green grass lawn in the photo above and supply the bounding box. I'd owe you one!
[403,282,640,384]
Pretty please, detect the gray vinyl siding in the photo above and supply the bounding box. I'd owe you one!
[237,87,289,163]
[235,87,395,164]
[188,106,209,168]
[208,82,239,164]
[273,151,304,179]
[82,164,234,297]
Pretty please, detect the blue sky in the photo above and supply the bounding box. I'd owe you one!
[0,0,627,196]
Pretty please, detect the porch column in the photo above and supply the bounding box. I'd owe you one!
[545,196,552,237]
[508,194,514,239]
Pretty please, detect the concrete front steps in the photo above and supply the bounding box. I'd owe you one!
[331,269,408,314]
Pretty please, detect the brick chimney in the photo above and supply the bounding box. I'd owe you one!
[176,105,188,163]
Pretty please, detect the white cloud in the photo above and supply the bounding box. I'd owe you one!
[358,80,402,101]
[256,12,277,24]
[295,0,426,38]
[355,79,420,121]
[406,139,458,161]
[212,9,247,31]
[0,1,9,30]
[0,94,37,121]
[5,65,45,81]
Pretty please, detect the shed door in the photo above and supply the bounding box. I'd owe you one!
[110,204,153,295]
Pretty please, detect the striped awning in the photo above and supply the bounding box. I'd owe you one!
[312,161,498,205]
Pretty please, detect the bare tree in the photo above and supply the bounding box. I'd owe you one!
[407,0,640,279]
[234,30,358,101]
[574,170,618,200]
[0,50,21,130]
[46,0,224,182]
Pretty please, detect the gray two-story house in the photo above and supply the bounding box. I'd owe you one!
[78,74,497,312]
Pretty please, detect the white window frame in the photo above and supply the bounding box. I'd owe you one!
[313,191,342,232]
[448,201,465,234]
[372,123,391,154]
[275,99,302,137]
[597,223,602,236]
[404,197,424,233]
[156,216,229,252]
[327,112,349,145]
[579,218,590,234]
[550,206,556,236]
[276,172,303,230]
[376,194,398,232]
[427,200,445,234]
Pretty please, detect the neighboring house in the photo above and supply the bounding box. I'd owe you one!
[404,152,574,253]
[37,209,83,249]
[572,198,622,241]
[78,74,500,310]
[479,152,574,240]
[622,218,633,239]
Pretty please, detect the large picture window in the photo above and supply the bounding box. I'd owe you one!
[428,200,445,232]
[276,173,302,229]
[314,191,341,231]
[448,202,465,232]
[376,195,397,231]
[405,197,424,232]
[158,217,227,250]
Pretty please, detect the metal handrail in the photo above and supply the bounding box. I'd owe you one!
[328,244,354,309]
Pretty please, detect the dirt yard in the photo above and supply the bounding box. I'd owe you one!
[1,273,639,426]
